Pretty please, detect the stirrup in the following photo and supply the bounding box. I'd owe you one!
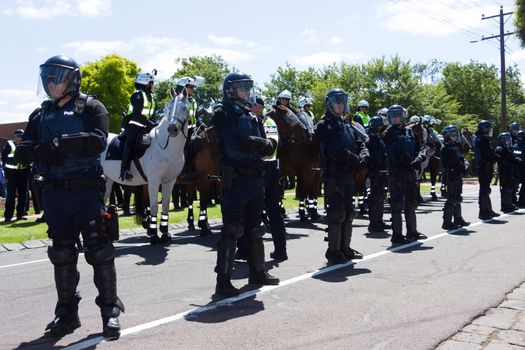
[119,171,133,181]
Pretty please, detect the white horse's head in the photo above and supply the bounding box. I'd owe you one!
[164,90,190,137]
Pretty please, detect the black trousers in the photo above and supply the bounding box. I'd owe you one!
[4,170,29,220]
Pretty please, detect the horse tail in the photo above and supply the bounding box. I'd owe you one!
[134,184,149,225]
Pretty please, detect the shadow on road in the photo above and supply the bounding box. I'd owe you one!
[313,266,372,283]
[116,241,169,266]
[14,333,101,350]
[185,295,264,323]
[389,242,434,254]
[364,231,391,239]
[448,228,476,236]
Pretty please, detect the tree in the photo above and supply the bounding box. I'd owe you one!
[171,55,231,109]
[441,61,500,120]
[81,54,139,133]
[516,0,525,47]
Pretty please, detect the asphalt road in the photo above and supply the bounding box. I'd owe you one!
[1,185,525,350]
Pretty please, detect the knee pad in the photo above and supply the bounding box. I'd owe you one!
[85,243,115,266]
[327,207,345,224]
[249,223,266,239]
[48,244,78,266]
[221,222,243,239]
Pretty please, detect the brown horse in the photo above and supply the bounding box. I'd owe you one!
[267,105,322,221]
[177,125,221,236]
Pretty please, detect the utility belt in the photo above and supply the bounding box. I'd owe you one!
[235,167,265,177]
[220,165,265,191]
[39,176,105,190]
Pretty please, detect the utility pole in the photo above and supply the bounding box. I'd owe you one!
[481,6,515,131]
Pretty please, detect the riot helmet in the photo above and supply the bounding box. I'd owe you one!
[387,104,404,126]
[377,107,388,118]
[39,55,81,100]
[422,115,432,127]
[477,120,493,137]
[298,96,312,108]
[357,100,369,109]
[325,88,349,117]
[516,130,525,145]
[410,115,421,124]
[368,116,384,135]
[509,122,520,136]
[498,132,512,147]
[442,125,460,143]
[222,72,256,107]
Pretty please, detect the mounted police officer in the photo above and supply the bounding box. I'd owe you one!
[176,76,205,127]
[473,120,500,220]
[353,100,371,127]
[14,55,124,339]
[2,129,29,222]
[119,71,157,181]
[441,125,470,230]
[298,96,315,133]
[212,72,279,297]
[384,105,427,244]
[316,88,366,264]
[366,116,390,233]
[495,132,520,212]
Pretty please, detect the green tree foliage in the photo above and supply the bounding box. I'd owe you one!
[81,54,139,133]
[516,0,525,47]
[441,61,500,118]
[172,55,231,108]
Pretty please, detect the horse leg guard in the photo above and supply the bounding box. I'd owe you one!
[46,241,81,337]
[198,210,212,237]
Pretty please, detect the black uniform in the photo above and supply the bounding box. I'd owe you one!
[495,145,520,212]
[1,140,29,221]
[473,133,499,219]
[316,112,366,263]
[366,133,388,232]
[441,141,468,227]
[15,95,124,338]
[384,125,426,243]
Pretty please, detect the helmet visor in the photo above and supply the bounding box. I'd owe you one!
[232,80,255,106]
[327,94,349,115]
[388,109,403,125]
[38,65,75,99]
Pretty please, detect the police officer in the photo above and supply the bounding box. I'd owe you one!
[384,105,427,244]
[366,116,390,233]
[2,129,30,222]
[212,72,279,297]
[495,132,520,212]
[15,55,124,339]
[316,88,366,264]
[176,76,204,127]
[119,71,157,181]
[514,130,525,207]
[473,120,500,220]
[353,100,371,127]
[509,122,520,146]
[298,96,315,133]
[377,107,389,127]
[441,125,471,230]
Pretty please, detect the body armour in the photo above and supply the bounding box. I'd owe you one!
[384,126,418,169]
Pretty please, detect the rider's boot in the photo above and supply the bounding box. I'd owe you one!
[119,147,133,181]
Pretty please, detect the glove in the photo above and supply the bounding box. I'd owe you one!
[359,148,370,164]
[410,157,422,170]
[14,141,36,166]
[34,140,63,166]
[57,133,105,156]
[240,136,272,155]
[494,146,503,154]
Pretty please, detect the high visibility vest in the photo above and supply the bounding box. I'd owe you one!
[128,90,156,118]
[263,117,279,161]
[355,111,370,126]
[5,140,26,170]
[188,100,197,126]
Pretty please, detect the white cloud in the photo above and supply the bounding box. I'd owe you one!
[60,35,266,79]
[327,36,345,45]
[2,0,111,19]
[0,88,43,124]
[291,51,363,68]
[301,29,319,43]
[378,0,494,36]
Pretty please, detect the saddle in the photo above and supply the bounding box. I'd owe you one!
[105,133,148,161]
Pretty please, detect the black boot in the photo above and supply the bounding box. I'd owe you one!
[215,273,240,297]
[96,296,124,340]
[341,248,363,260]
[325,249,348,264]
[120,147,133,181]
[248,270,280,285]
[406,231,428,241]
[454,218,471,226]
[442,221,459,230]
[45,293,81,337]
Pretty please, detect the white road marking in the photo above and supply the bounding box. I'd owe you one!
[62,209,524,350]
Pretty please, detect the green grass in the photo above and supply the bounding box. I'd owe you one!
[0,182,446,244]
[0,189,323,244]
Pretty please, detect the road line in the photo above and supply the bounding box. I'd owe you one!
[63,209,524,350]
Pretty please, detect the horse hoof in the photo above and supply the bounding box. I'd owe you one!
[147,228,158,237]
[160,225,169,234]
[198,221,212,231]
[188,224,195,231]
[299,216,308,223]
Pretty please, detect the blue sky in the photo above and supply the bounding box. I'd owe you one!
[0,0,523,124]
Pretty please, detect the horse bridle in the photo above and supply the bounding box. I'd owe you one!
[158,99,189,150]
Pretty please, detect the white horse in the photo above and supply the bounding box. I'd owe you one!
[101,91,189,241]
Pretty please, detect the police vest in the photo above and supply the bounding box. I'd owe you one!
[322,116,360,166]
[128,90,156,118]
[263,117,279,161]
[36,99,102,180]
[355,111,371,126]
[4,140,26,170]
[385,127,417,167]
